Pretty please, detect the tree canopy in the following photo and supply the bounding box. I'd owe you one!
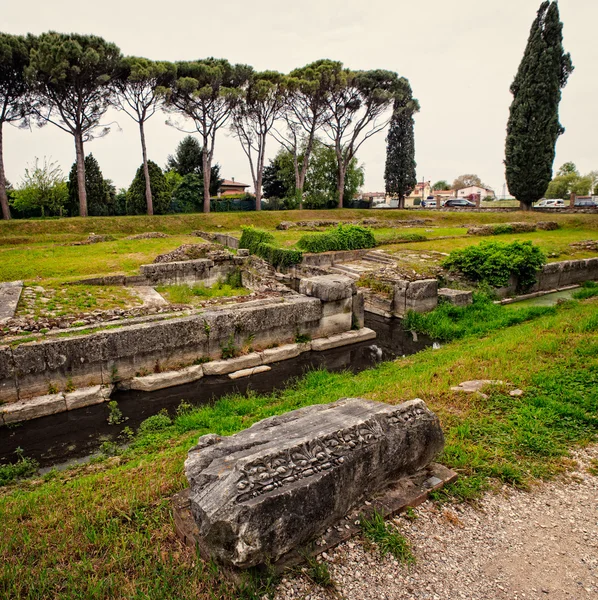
[26,32,122,217]
[0,33,31,220]
[452,174,484,190]
[505,1,574,209]
[432,180,449,191]
[127,160,171,215]
[67,154,116,216]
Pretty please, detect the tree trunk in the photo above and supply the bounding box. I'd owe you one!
[398,195,405,209]
[519,200,532,211]
[202,149,211,214]
[139,122,153,216]
[337,165,346,209]
[0,123,11,220]
[74,133,88,218]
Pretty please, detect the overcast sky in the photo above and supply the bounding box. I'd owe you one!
[3,0,597,196]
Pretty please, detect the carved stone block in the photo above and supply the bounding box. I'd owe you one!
[184,397,444,568]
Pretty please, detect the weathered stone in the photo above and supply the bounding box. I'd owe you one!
[406,279,438,313]
[127,365,204,392]
[260,343,307,364]
[510,389,524,397]
[535,262,562,291]
[202,353,263,376]
[184,397,444,568]
[309,327,376,351]
[228,365,271,379]
[392,280,409,317]
[0,281,23,323]
[438,288,473,307]
[65,385,113,410]
[237,248,250,257]
[1,393,66,424]
[352,291,365,329]
[299,275,355,302]
[451,380,503,393]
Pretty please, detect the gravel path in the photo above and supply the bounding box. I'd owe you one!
[274,446,598,600]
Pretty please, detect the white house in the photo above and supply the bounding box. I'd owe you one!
[456,186,495,199]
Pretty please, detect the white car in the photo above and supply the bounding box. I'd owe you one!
[535,199,564,208]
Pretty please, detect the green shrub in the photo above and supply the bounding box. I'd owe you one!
[375,232,427,245]
[297,224,376,253]
[138,411,172,434]
[442,240,546,291]
[239,227,303,269]
[491,224,515,235]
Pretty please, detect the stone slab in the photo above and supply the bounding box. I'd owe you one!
[132,286,169,307]
[451,380,503,393]
[65,385,113,410]
[260,343,308,364]
[184,397,444,568]
[438,288,473,307]
[1,393,66,424]
[310,327,376,351]
[202,353,263,376]
[173,462,457,574]
[0,281,23,323]
[299,275,355,302]
[228,365,272,379]
[126,365,204,392]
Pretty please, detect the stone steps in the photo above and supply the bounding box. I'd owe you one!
[329,266,361,280]
[362,251,395,265]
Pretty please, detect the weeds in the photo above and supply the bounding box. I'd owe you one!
[221,334,240,359]
[106,400,126,425]
[360,511,415,564]
[295,332,311,344]
[573,280,598,301]
[0,448,38,487]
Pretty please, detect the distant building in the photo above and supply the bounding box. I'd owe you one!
[407,181,432,200]
[433,189,455,200]
[456,185,495,199]
[219,178,250,196]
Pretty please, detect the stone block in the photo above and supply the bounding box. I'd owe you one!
[299,275,355,302]
[228,365,271,379]
[202,353,263,376]
[392,280,409,316]
[405,279,438,313]
[127,365,204,392]
[584,257,598,282]
[0,346,17,403]
[184,397,444,568]
[352,291,365,329]
[438,288,473,307]
[2,393,66,424]
[311,327,376,351]
[260,343,305,364]
[534,262,562,292]
[65,385,113,410]
[559,260,591,287]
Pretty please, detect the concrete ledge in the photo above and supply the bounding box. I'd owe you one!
[65,385,113,410]
[228,365,272,380]
[127,365,204,392]
[202,353,263,376]
[311,327,376,351]
[1,393,67,424]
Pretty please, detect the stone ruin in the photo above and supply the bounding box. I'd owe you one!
[178,397,448,569]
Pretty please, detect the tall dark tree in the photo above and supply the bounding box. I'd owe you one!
[26,32,122,217]
[165,136,223,196]
[505,1,573,210]
[67,154,114,216]
[384,85,419,209]
[113,57,175,215]
[0,33,31,220]
[127,160,171,215]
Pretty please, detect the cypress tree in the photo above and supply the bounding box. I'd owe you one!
[67,154,114,216]
[384,86,419,209]
[505,1,573,210]
[127,161,171,215]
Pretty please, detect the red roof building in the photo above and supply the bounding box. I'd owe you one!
[219,178,250,196]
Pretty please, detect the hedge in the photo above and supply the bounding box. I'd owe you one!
[296,224,376,253]
[239,227,303,269]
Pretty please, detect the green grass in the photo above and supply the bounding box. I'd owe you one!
[404,292,556,341]
[360,511,415,564]
[157,281,250,305]
[1,298,597,597]
[572,280,598,300]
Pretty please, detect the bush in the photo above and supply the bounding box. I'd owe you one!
[442,240,546,291]
[297,224,376,253]
[239,227,303,269]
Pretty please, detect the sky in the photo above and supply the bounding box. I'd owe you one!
[2,0,597,197]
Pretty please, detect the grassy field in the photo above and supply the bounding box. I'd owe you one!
[1,210,595,285]
[1,296,597,599]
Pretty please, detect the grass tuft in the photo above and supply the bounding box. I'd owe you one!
[360,511,415,564]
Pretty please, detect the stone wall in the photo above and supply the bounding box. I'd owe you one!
[0,276,364,410]
[363,279,438,318]
[193,231,240,249]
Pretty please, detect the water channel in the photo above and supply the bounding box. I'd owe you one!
[0,313,434,469]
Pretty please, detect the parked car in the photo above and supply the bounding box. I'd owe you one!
[443,198,476,208]
[535,199,565,208]
[574,197,597,207]
[421,197,437,208]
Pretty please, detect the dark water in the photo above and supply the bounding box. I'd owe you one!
[0,314,434,469]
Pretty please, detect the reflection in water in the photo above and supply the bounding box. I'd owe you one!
[0,313,433,468]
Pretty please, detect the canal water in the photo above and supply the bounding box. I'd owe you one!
[0,314,434,469]
[502,288,577,308]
